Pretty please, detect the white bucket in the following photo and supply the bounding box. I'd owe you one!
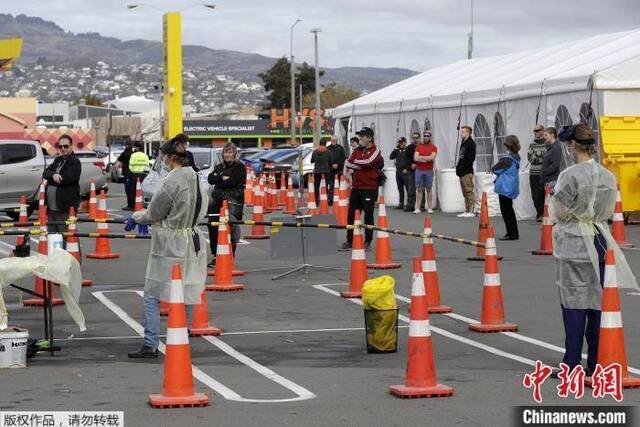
[474,172,501,217]
[48,233,64,254]
[0,328,29,368]
[437,169,465,213]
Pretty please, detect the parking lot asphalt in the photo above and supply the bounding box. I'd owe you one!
[1,183,639,426]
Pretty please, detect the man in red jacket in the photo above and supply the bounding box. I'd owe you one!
[339,127,383,251]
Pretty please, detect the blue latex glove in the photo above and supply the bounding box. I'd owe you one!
[124,213,136,232]
[137,223,149,236]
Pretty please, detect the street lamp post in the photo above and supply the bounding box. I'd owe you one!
[310,28,321,147]
[290,19,302,146]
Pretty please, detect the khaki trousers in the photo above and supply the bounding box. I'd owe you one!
[459,173,475,213]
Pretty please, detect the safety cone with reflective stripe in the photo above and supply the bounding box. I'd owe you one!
[86,190,120,259]
[422,217,452,313]
[368,195,401,270]
[468,192,502,261]
[134,178,143,212]
[208,201,245,277]
[267,172,281,212]
[469,225,518,332]
[15,195,29,247]
[318,175,330,215]
[389,257,454,398]
[245,167,254,207]
[66,207,93,287]
[611,185,633,248]
[207,205,244,292]
[190,290,222,336]
[284,174,297,214]
[278,173,287,206]
[88,179,98,220]
[23,206,64,306]
[160,301,170,317]
[149,264,209,408]
[336,176,349,226]
[306,174,318,215]
[341,211,368,299]
[585,250,640,388]
[244,176,270,240]
[531,187,553,256]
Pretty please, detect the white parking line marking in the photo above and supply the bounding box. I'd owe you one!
[314,284,538,367]
[93,289,316,403]
[392,293,640,375]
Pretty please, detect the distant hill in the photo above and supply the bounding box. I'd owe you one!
[0,13,417,93]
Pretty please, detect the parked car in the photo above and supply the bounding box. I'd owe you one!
[243,148,299,175]
[289,149,314,188]
[262,148,312,188]
[0,140,108,219]
[238,148,264,162]
[141,147,222,205]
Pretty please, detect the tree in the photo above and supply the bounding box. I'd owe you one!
[258,57,324,109]
[76,95,103,106]
[302,83,361,109]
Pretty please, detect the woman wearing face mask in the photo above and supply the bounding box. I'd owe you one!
[127,138,209,359]
[207,142,246,267]
[549,124,638,376]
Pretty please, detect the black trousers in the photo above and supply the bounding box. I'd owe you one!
[207,197,243,257]
[404,170,417,210]
[395,171,406,207]
[346,188,378,244]
[313,173,330,206]
[126,173,146,208]
[529,174,545,218]
[498,195,519,239]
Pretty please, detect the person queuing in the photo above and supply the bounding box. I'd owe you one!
[527,125,547,221]
[207,142,246,268]
[127,138,209,359]
[327,136,346,206]
[349,136,359,153]
[491,135,521,241]
[413,130,437,214]
[127,142,150,208]
[456,126,476,217]
[116,141,134,211]
[389,137,409,210]
[310,138,332,207]
[402,132,420,212]
[549,123,637,376]
[540,126,562,190]
[43,134,81,239]
[339,127,383,251]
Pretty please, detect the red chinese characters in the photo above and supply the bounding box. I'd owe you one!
[523,361,553,403]
[591,363,624,402]
[556,363,585,399]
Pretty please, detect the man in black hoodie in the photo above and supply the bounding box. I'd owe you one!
[456,126,476,217]
[327,136,346,205]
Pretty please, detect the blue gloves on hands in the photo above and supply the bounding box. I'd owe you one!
[137,224,149,235]
[124,213,136,232]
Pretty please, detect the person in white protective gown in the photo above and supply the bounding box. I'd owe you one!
[549,124,638,376]
[127,138,209,359]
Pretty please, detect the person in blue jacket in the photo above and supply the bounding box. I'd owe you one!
[491,135,521,241]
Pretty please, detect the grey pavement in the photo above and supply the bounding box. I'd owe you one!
[1,183,640,426]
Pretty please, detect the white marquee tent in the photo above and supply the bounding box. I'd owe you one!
[332,28,640,218]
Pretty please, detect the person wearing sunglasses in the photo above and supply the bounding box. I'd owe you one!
[42,134,82,239]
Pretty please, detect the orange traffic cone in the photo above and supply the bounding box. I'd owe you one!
[134,178,143,212]
[306,174,318,215]
[318,175,330,215]
[422,217,451,313]
[531,187,553,256]
[207,207,244,292]
[266,172,280,212]
[468,192,490,261]
[389,257,454,398]
[86,190,120,259]
[66,207,93,287]
[14,195,29,247]
[469,225,518,332]
[88,179,98,220]
[611,185,633,248]
[160,301,170,317]
[23,206,64,307]
[585,250,640,388]
[190,290,222,336]
[341,211,368,299]
[336,176,349,226]
[208,201,245,277]
[368,195,401,269]
[284,174,297,214]
[245,167,254,207]
[244,176,270,240]
[149,264,210,408]
[278,173,287,206]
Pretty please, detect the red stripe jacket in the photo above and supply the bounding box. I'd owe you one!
[345,144,383,190]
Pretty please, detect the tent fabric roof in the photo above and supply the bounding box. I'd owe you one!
[334,28,640,117]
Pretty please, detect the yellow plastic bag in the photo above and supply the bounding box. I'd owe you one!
[362,275,397,310]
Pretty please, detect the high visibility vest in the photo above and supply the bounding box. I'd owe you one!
[129,151,150,174]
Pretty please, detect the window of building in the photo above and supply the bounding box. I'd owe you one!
[494,112,506,155]
[473,114,493,171]
[554,104,573,130]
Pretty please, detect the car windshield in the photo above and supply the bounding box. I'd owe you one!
[192,152,211,170]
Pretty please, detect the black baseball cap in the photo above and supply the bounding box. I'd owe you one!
[356,126,374,137]
[558,124,595,145]
[397,137,407,143]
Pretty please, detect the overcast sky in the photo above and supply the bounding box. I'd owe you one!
[3,0,640,70]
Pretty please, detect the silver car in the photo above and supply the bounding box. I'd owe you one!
[141,147,222,205]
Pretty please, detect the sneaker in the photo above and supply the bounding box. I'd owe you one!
[121,206,132,211]
[207,259,216,268]
[456,212,468,218]
[427,208,434,214]
[413,209,421,214]
[364,241,372,251]
[338,241,352,251]
[128,345,158,359]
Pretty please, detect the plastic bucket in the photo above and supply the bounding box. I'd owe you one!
[0,328,29,368]
[474,172,500,216]
[437,168,465,213]
[48,233,64,254]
